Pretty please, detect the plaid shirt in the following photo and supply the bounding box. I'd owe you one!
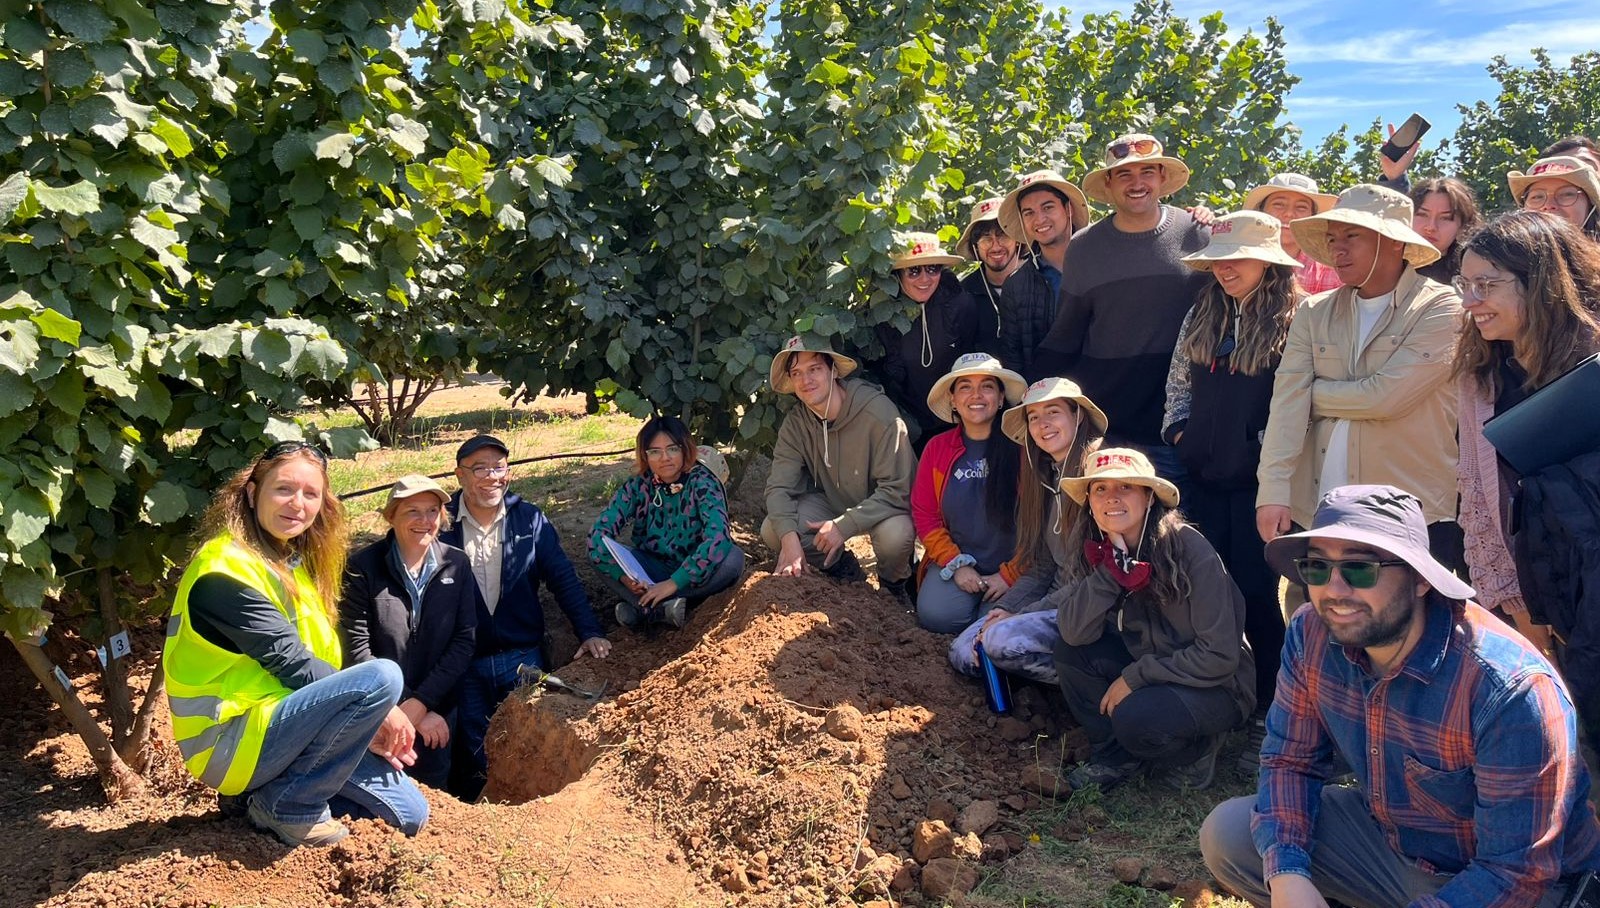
[1254,597,1600,908]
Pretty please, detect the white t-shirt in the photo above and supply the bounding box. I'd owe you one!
[1319,291,1394,496]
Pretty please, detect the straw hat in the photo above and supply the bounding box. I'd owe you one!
[998,170,1092,246]
[769,334,858,394]
[1059,447,1179,508]
[1289,184,1441,269]
[384,474,450,514]
[1181,211,1303,271]
[925,353,1028,424]
[1080,133,1190,205]
[890,232,964,270]
[999,377,1109,446]
[1242,172,1337,214]
[1506,155,1600,209]
[955,197,1010,255]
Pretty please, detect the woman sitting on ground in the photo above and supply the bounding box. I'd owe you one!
[340,475,479,794]
[1054,448,1255,793]
[588,416,745,630]
[163,441,427,847]
[1410,177,1483,283]
[948,377,1107,686]
[911,353,1027,633]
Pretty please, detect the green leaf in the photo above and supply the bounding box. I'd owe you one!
[312,129,357,161]
[149,117,193,158]
[142,481,188,524]
[0,316,41,375]
[30,308,81,346]
[286,28,329,65]
[45,0,116,42]
[0,173,29,224]
[31,180,100,216]
[79,468,115,509]
[3,487,49,548]
[385,115,428,156]
[129,215,179,253]
[531,157,572,188]
[70,94,129,147]
[806,59,851,87]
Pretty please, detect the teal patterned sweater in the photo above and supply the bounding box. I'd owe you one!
[586,463,736,590]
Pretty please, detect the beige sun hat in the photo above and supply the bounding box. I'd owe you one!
[890,231,964,270]
[1289,184,1442,269]
[769,334,859,394]
[1059,447,1180,508]
[695,445,730,486]
[1242,172,1338,214]
[1507,155,1600,209]
[925,353,1028,424]
[1182,211,1303,271]
[1080,133,1191,205]
[999,377,1110,446]
[384,474,450,514]
[998,170,1092,246]
[955,197,1010,255]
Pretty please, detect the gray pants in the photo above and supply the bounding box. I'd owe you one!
[916,571,983,633]
[948,608,1060,686]
[1200,788,1571,907]
[760,493,914,582]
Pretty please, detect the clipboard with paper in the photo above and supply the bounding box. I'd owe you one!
[602,535,657,586]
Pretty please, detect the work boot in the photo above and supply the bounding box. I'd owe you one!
[615,600,645,631]
[1236,711,1268,773]
[657,597,688,629]
[821,549,867,583]
[1162,735,1225,791]
[1066,758,1142,793]
[247,798,348,847]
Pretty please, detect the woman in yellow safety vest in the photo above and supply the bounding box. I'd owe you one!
[163,441,428,846]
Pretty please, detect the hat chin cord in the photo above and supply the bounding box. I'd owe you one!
[1355,243,1382,294]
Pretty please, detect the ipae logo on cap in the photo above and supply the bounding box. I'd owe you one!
[1211,220,1234,235]
[783,335,804,351]
[1531,161,1577,176]
[1094,452,1137,469]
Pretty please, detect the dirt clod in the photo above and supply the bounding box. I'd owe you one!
[957,798,999,836]
[912,819,957,863]
[1112,856,1147,884]
[920,857,979,901]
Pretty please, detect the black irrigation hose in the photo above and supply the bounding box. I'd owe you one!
[338,446,634,502]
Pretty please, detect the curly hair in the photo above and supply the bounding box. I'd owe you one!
[1452,210,1600,396]
[1179,263,1301,376]
[1061,496,1192,611]
[197,447,348,621]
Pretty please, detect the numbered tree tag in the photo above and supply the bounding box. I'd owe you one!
[52,665,72,692]
[109,631,132,660]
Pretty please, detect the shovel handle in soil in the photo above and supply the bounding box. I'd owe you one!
[516,665,607,701]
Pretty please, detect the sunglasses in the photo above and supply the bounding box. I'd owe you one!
[264,440,328,465]
[1106,138,1160,162]
[1293,556,1407,589]
[901,264,944,278]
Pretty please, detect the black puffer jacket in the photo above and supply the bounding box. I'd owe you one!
[997,255,1055,377]
[874,269,979,445]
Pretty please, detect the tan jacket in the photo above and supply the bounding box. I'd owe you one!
[1256,267,1461,526]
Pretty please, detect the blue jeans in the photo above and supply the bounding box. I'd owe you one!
[597,544,746,607]
[455,646,544,801]
[916,571,984,634]
[246,659,428,835]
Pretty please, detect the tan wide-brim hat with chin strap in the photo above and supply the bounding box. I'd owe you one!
[769,333,859,395]
[925,352,1028,424]
[999,376,1109,446]
[956,197,1008,255]
[1059,447,1180,508]
[1080,133,1190,205]
[1507,155,1600,209]
[1289,183,1441,269]
[891,231,964,269]
[998,170,1092,246]
[1242,172,1338,214]
[1182,211,1303,271]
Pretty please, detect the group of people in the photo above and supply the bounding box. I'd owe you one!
[158,127,1600,904]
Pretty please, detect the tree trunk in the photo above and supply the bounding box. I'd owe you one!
[8,635,145,801]
[97,568,135,746]
[117,660,166,774]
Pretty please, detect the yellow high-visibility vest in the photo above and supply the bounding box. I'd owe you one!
[162,535,342,795]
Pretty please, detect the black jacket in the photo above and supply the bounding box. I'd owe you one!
[874,269,979,443]
[959,269,1003,355]
[341,535,480,712]
[1169,357,1278,489]
[997,255,1056,377]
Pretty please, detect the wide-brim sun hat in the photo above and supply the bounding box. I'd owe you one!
[925,352,1028,424]
[1263,484,1475,601]
[998,170,1092,246]
[1289,184,1441,269]
[1182,210,1303,271]
[1000,376,1109,446]
[1506,155,1600,209]
[769,333,859,395]
[1080,133,1190,205]
[695,445,730,486]
[1059,447,1179,507]
[956,197,1008,254]
[891,231,964,270]
[1242,172,1338,214]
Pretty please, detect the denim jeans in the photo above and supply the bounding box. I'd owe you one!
[916,571,984,634]
[246,659,428,835]
[455,646,544,801]
[597,543,746,608]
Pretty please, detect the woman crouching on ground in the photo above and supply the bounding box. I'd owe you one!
[163,441,427,847]
[587,415,745,630]
[947,377,1106,686]
[1054,448,1255,792]
[911,352,1028,633]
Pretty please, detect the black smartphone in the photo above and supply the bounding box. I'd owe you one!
[1381,113,1431,162]
[1563,869,1600,908]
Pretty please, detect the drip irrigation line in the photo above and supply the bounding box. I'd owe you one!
[338,446,633,502]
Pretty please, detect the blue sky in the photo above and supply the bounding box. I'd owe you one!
[1054,0,1600,152]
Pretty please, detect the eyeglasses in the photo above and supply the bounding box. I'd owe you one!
[469,464,510,479]
[1293,557,1408,588]
[645,445,684,460]
[975,232,1013,247]
[1522,187,1588,209]
[1451,275,1518,301]
[263,440,328,464]
[1106,138,1160,162]
[901,265,943,278]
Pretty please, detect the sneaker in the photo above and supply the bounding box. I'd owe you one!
[880,576,915,610]
[657,597,688,629]
[247,798,348,847]
[1066,758,1142,793]
[821,549,867,583]
[1236,714,1268,773]
[1163,735,1224,791]
[615,600,644,630]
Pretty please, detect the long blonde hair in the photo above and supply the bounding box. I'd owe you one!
[1179,264,1301,376]
[198,447,348,621]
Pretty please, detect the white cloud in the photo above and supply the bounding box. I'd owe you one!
[1307,19,1600,66]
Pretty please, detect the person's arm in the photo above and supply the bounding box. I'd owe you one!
[1418,672,1582,908]
[337,558,377,666]
[188,573,337,689]
[1031,284,1091,383]
[587,477,642,583]
[875,322,910,402]
[535,519,605,642]
[1162,306,1198,444]
[1121,528,1247,690]
[1309,292,1460,421]
[831,408,915,539]
[1251,608,1335,888]
[910,438,961,567]
[1052,565,1126,645]
[997,271,1027,371]
[409,554,480,712]
[1255,298,1317,510]
[763,414,810,542]
[668,472,739,590]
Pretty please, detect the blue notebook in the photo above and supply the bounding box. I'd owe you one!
[1483,352,1600,475]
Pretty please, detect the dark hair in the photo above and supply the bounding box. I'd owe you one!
[633,415,699,477]
[1453,210,1600,395]
[946,376,1023,529]
[1541,135,1600,160]
[784,350,835,377]
[1180,263,1301,376]
[1013,406,1104,573]
[968,220,1012,256]
[1409,177,1483,275]
[1017,185,1074,226]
